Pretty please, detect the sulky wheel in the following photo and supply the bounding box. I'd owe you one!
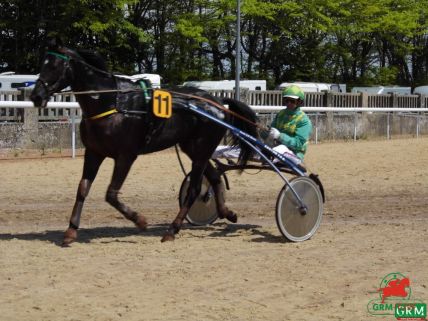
[275,176,323,242]
[179,174,219,226]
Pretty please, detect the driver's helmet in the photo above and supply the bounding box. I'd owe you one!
[282,85,305,101]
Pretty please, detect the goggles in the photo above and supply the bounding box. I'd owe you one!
[283,97,298,104]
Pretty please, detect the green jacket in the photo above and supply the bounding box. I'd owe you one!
[271,107,312,160]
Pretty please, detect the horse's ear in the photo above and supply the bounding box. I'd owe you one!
[46,34,63,50]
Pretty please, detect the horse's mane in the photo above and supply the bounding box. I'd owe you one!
[77,49,108,71]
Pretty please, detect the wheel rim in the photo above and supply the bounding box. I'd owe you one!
[275,176,323,242]
[180,175,218,226]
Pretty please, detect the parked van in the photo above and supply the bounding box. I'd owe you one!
[278,82,346,93]
[183,80,266,91]
[413,86,428,95]
[351,86,411,95]
[0,72,38,91]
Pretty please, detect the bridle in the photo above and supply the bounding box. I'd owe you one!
[39,49,116,96]
[36,50,73,96]
[37,49,124,120]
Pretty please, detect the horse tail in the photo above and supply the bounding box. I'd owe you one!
[222,98,259,167]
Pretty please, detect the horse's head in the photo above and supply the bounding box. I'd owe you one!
[31,37,74,108]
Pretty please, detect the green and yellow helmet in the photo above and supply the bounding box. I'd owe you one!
[282,85,304,101]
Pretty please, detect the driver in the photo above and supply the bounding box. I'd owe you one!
[212,84,312,164]
[265,85,312,161]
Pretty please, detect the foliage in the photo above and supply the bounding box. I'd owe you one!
[1,0,428,87]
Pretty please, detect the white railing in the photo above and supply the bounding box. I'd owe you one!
[0,101,80,108]
[3,100,427,112]
[251,106,428,143]
[1,101,428,157]
[251,106,428,112]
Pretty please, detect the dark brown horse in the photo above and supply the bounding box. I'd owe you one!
[30,38,258,245]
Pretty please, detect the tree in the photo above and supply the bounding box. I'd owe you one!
[1,0,428,87]
[0,0,149,74]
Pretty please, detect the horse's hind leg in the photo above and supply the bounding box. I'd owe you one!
[63,150,105,246]
[204,162,237,223]
[105,155,148,230]
[162,160,207,242]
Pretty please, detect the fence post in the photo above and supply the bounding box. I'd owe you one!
[324,92,334,140]
[360,92,368,108]
[387,94,398,139]
[314,113,319,144]
[358,92,369,141]
[417,94,425,138]
[20,89,39,149]
[239,88,249,104]
[391,93,398,107]
[71,112,76,158]
[419,94,426,109]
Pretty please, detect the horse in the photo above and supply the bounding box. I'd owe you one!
[30,38,258,245]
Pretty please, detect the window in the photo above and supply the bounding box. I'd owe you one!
[11,82,26,88]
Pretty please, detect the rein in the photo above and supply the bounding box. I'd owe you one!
[168,90,267,131]
[53,88,150,96]
[45,50,265,130]
[46,50,144,121]
[55,87,266,130]
[48,50,113,77]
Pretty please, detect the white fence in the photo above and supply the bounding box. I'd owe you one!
[1,101,428,157]
[253,106,428,143]
[0,101,80,157]
[2,89,428,122]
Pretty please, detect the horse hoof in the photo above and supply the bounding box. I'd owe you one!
[226,212,238,223]
[62,228,77,247]
[219,211,238,223]
[161,233,175,242]
[134,215,148,231]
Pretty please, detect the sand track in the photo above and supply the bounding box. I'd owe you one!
[1,138,427,320]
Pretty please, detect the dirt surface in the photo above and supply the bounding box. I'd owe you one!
[1,138,427,321]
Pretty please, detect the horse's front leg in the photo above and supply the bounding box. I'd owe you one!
[204,162,237,223]
[105,155,148,230]
[161,161,206,242]
[63,150,105,246]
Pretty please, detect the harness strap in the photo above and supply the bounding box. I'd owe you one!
[88,108,118,120]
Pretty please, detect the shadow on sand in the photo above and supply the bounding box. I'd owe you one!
[0,222,286,246]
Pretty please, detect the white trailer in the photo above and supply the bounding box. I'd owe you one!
[0,72,38,91]
[278,82,346,93]
[183,80,266,91]
[413,85,428,95]
[351,86,411,95]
